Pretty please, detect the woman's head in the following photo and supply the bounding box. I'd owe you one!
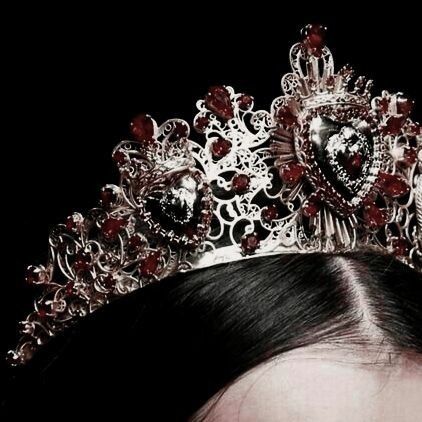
[4,251,422,420]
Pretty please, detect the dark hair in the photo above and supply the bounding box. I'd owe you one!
[3,252,422,420]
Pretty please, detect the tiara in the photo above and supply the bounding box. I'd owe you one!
[8,24,422,365]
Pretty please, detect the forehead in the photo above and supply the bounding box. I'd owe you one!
[197,346,422,422]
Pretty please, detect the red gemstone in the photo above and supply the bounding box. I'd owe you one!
[211,137,232,159]
[396,96,414,116]
[381,115,406,136]
[363,203,387,229]
[128,233,147,254]
[139,251,161,277]
[279,162,305,185]
[66,213,83,233]
[302,24,326,48]
[73,251,92,273]
[302,195,321,218]
[100,187,117,209]
[205,86,234,120]
[101,217,127,241]
[37,306,49,319]
[231,173,250,194]
[378,172,410,198]
[378,97,390,114]
[25,265,48,285]
[391,237,409,256]
[406,122,421,136]
[169,121,189,142]
[238,94,254,110]
[113,150,126,165]
[65,281,74,296]
[261,205,279,222]
[194,116,210,133]
[398,147,417,167]
[276,106,297,126]
[301,24,327,56]
[130,114,155,143]
[101,274,116,290]
[240,233,260,255]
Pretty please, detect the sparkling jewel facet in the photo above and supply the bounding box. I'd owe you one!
[279,162,305,185]
[73,251,92,273]
[378,172,410,198]
[130,114,155,143]
[231,173,250,194]
[240,233,260,255]
[194,116,210,133]
[169,121,189,142]
[238,94,253,110]
[211,137,232,158]
[391,237,409,256]
[101,218,127,241]
[205,86,234,120]
[276,106,297,126]
[381,116,406,136]
[139,251,161,277]
[302,195,321,218]
[100,186,118,209]
[128,234,147,254]
[301,24,327,56]
[363,203,388,229]
[261,205,279,222]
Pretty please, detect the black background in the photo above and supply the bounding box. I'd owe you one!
[2,6,421,361]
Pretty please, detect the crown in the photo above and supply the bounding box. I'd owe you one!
[8,24,422,365]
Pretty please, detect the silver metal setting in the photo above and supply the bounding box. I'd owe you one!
[8,32,422,366]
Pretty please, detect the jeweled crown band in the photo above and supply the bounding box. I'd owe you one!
[8,24,421,365]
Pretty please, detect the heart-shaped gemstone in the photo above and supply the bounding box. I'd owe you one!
[205,86,234,120]
[144,169,212,247]
[304,115,379,216]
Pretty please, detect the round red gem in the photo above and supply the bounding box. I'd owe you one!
[139,251,161,277]
[406,122,421,136]
[261,205,279,222]
[101,274,116,290]
[128,233,147,254]
[238,94,253,110]
[378,172,410,198]
[25,265,47,285]
[100,187,117,209]
[205,86,234,120]
[211,137,232,159]
[391,237,409,256]
[169,121,189,142]
[194,116,210,133]
[396,96,414,116]
[66,214,83,233]
[37,306,49,319]
[302,195,321,218]
[101,217,127,241]
[130,114,155,143]
[231,173,250,194]
[363,203,388,229]
[73,251,92,273]
[279,162,305,185]
[276,106,297,126]
[113,150,126,165]
[240,233,260,255]
[381,116,406,136]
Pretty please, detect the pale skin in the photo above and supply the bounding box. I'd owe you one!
[193,345,422,422]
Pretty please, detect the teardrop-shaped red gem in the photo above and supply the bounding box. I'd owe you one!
[276,106,297,126]
[381,116,406,136]
[130,114,155,144]
[101,217,127,241]
[205,86,234,120]
[139,251,161,277]
[377,172,410,198]
[363,203,387,229]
